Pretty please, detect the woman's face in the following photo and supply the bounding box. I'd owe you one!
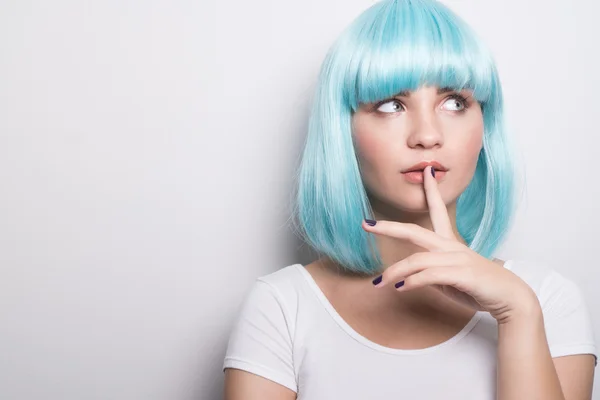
[352,85,484,214]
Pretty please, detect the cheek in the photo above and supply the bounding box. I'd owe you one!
[467,132,483,156]
[352,127,394,168]
[354,134,381,163]
[454,128,483,174]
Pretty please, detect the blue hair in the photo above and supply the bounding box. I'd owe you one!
[291,0,518,275]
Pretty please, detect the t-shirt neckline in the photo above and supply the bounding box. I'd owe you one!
[294,259,513,356]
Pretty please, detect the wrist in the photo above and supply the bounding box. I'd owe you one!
[497,290,542,325]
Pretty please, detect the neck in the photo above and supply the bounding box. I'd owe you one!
[368,200,467,269]
[318,200,467,281]
[313,200,487,312]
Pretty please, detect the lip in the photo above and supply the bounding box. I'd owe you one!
[401,160,448,173]
[402,169,446,183]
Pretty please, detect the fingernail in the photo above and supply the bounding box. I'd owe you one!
[372,275,382,285]
[431,167,436,177]
[365,219,377,226]
[394,280,405,289]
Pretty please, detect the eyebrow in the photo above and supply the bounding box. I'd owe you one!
[394,87,461,97]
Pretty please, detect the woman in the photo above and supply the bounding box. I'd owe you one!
[223,0,598,398]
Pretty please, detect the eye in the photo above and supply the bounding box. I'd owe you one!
[376,100,404,113]
[442,94,470,112]
[374,94,471,114]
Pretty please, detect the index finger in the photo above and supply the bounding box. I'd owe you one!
[362,219,453,252]
[423,165,455,239]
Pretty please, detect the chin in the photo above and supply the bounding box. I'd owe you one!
[389,186,459,212]
[365,172,469,215]
[367,192,432,215]
[396,196,436,213]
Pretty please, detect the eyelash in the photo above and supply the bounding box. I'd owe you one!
[374,94,471,114]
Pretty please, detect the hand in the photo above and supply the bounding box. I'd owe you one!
[363,165,539,324]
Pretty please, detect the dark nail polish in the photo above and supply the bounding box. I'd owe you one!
[372,275,382,285]
[431,167,436,177]
[365,219,377,226]
[394,280,405,289]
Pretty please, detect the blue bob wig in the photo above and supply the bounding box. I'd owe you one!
[291,0,518,275]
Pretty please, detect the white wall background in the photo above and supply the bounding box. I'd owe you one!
[0,0,598,399]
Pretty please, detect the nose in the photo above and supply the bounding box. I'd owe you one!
[406,112,444,149]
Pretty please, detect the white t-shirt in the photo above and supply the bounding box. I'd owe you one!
[223,259,598,399]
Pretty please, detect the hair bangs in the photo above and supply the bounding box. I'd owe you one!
[344,0,495,111]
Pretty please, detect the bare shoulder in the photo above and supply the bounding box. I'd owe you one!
[304,258,328,275]
[224,368,297,400]
[303,259,336,286]
[492,258,506,267]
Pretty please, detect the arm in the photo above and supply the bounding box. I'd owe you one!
[222,279,299,399]
[497,300,595,400]
[553,354,595,400]
[224,369,297,400]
